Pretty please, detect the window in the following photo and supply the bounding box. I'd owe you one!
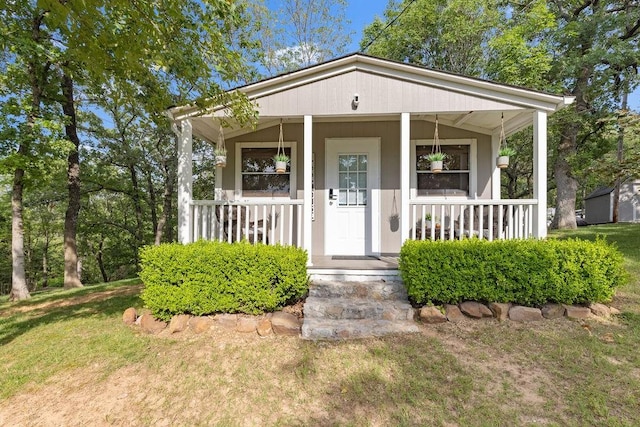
[236,142,296,198]
[338,154,368,206]
[411,139,476,198]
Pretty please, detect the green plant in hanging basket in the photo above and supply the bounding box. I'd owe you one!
[498,147,516,157]
[425,152,447,162]
[497,147,516,169]
[214,147,227,167]
[274,153,289,174]
[273,153,290,162]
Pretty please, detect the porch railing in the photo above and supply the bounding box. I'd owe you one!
[409,199,538,241]
[190,200,304,246]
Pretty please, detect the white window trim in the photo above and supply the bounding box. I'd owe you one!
[410,138,477,199]
[235,141,297,200]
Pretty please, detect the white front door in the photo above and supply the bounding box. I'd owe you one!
[325,138,380,256]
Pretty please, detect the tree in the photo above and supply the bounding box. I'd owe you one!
[361,0,500,77]
[253,0,352,76]
[543,0,640,229]
[1,0,257,296]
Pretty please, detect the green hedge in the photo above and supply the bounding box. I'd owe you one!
[139,241,309,321]
[399,238,626,306]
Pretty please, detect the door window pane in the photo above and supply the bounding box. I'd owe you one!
[338,154,367,206]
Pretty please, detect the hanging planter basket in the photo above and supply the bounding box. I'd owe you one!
[274,120,289,174]
[214,124,227,168]
[426,115,446,174]
[214,152,227,167]
[274,159,288,173]
[430,160,443,173]
[497,155,509,169]
[497,114,515,170]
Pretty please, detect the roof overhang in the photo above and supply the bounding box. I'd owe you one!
[167,53,574,142]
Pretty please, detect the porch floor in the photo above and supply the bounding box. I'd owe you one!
[310,256,399,270]
[308,256,400,282]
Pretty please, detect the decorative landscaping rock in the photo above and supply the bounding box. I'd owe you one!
[214,313,238,330]
[589,303,611,318]
[563,305,591,320]
[271,311,301,336]
[509,306,543,322]
[459,301,493,318]
[236,316,258,333]
[168,314,191,333]
[488,303,511,322]
[122,307,137,325]
[135,308,152,325]
[140,313,167,334]
[444,304,465,323]
[609,306,621,315]
[189,316,214,334]
[256,318,273,337]
[541,304,565,319]
[419,306,447,324]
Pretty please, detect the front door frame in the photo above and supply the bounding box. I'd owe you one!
[324,137,381,256]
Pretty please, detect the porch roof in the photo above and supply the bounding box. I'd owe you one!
[168,53,574,143]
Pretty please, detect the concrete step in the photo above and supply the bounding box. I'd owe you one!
[301,318,421,340]
[308,280,408,301]
[304,296,414,321]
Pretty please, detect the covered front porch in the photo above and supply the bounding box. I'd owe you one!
[168,54,573,268]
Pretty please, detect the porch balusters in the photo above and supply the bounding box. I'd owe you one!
[190,200,303,247]
[409,199,537,241]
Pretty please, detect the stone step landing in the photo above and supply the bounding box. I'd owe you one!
[302,280,420,340]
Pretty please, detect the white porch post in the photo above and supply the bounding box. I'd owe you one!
[177,119,193,244]
[303,115,313,265]
[491,131,501,199]
[533,110,548,238]
[400,113,411,242]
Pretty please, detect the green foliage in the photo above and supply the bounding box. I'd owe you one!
[139,241,309,320]
[425,152,446,162]
[361,0,500,77]
[273,153,290,162]
[498,146,516,157]
[399,238,626,306]
[251,0,352,76]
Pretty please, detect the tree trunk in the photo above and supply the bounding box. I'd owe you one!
[42,234,49,288]
[146,168,159,239]
[612,91,628,223]
[10,167,30,301]
[155,151,176,244]
[129,164,144,252]
[551,134,578,229]
[9,13,47,301]
[61,71,83,289]
[96,236,108,283]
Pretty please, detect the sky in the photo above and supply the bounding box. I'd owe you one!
[340,0,639,111]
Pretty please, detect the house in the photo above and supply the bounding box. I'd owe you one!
[166,53,574,275]
[584,180,640,224]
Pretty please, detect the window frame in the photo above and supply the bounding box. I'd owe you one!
[235,141,297,200]
[410,138,477,199]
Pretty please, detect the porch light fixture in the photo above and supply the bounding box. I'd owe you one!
[352,93,360,109]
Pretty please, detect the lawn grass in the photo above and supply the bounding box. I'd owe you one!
[0,225,639,426]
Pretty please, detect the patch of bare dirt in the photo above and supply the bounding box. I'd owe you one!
[1,285,143,318]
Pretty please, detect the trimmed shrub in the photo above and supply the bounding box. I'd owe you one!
[139,241,309,321]
[399,238,626,306]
